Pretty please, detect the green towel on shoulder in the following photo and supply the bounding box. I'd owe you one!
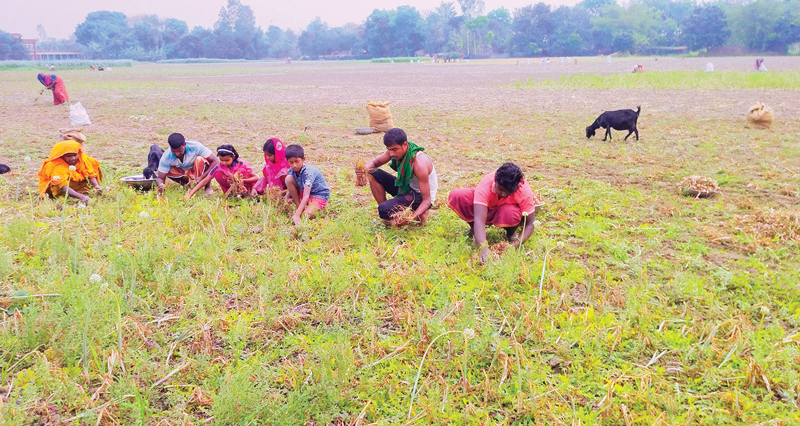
[389,142,424,195]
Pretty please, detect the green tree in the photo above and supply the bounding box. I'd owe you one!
[512,3,553,56]
[682,5,730,51]
[75,11,139,58]
[0,31,29,60]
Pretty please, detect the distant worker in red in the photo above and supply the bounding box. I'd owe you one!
[37,73,69,105]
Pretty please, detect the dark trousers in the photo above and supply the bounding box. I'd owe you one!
[370,169,423,220]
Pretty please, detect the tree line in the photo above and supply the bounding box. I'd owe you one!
[1,0,799,61]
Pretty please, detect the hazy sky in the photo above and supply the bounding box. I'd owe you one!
[1,0,583,40]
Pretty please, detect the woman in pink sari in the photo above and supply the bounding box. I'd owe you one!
[252,138,290,196]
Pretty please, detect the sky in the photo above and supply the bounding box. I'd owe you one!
[0,0,583,40]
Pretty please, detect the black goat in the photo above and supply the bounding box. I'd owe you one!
[143,144,164,179]
[586,106,640,141]
[0,164,10,174]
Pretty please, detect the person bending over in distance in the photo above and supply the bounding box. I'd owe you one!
[37,73,69,105]
[285,144,330,226]
[184,144,259,199]
[364,128,438,225]
[155,133,220,196]
[37,141,102,204]
[252,137,290,196]
[448,162,538,263]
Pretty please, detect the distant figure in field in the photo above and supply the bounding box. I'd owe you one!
[38,141,102,204]
[755,58,767,71]
[365,128,438,225]
[155,133,220,196]
[448,162,539,263]
[37,73,69,105]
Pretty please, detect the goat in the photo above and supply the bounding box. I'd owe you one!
[143,144,164,179]
[0,164,9,174]
[586,106,640,141]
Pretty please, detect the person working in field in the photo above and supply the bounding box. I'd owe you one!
[58,128,102,174]
[252,137,290,196]
[365,128,438,224]
[155,133,220,196]
[285,144,330,225]
[184,144,258,199]
[37,73,69,105]
[38,140,102,204]
[448,162,538,263]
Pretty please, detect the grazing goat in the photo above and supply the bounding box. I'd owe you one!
[0,164,9,174]
[586,106,640,141]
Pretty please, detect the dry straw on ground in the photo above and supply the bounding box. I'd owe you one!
[680,176,720,192]
[733,210,800,244]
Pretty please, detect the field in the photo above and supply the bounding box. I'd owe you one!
[0,56,799,425]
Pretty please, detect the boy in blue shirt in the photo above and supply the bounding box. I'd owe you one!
[285,144,330,225]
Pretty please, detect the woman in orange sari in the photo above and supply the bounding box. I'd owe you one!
[37,73,69,105]
[38,141,102,204]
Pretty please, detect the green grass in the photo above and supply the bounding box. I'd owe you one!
[515,70,800,90]
[0,59,133,71]
[1,61,799,425]
[371,57,430,63]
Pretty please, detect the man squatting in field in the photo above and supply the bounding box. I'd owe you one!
[155,133,221,196]
[365,128,438,225]
[448,162,538,263]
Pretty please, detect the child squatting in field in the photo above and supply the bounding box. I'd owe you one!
[184,144,259,199]
[284,144,330,226]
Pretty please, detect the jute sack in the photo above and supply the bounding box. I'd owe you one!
[59,127,86,143]
[746,102,774,129]
[367,101,395,133]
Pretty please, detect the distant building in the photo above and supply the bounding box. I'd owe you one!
[10,33,82,60]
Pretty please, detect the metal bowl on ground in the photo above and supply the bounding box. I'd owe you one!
[681,188,718,199]
[121,174,156,191]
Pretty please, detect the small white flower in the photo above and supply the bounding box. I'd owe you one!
[557,241,565,248]
[24,156,31,162]
[493,294,500,300]
[138,211,150,219]
[69,165,77,171]
[90,274,102,284]
[759,306,770,315]
[463,328,476,340]
[522,211,529,217]
[100,282,109,291]
[77,204,86,209]
[534,220,542,227]
[52,175,60,181]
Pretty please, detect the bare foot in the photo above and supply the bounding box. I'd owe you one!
[204,186,214,196]
[507,232,520,247]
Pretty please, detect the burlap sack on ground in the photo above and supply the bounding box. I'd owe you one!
[367,101,395,133]
[746,102,774,129]
[59,128,86,143]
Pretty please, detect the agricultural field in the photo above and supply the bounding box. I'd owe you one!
[0,56,799,425]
